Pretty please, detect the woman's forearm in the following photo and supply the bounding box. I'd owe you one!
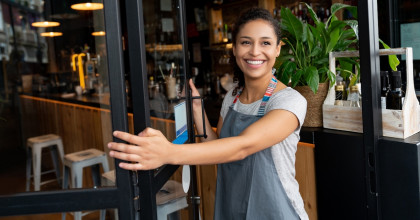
[170,135,249,165]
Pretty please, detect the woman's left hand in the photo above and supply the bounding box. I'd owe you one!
[108,128,174,170]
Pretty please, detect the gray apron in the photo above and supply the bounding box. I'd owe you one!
[214,77,300,220]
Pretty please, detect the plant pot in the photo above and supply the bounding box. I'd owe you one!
[294,82,329,127]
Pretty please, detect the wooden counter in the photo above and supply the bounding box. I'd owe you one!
[20,94,317,220]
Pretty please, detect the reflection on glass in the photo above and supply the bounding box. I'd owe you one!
[142,0,190,218]
[0,0,114,195]
[144,0,186,142]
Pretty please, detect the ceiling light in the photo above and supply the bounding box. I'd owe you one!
[40,32,63,37]
[31,21,60,28]
[92,31,106,36]
[71,3,104,11]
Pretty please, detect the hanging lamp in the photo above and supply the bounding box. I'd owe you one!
[40,32,63,37]
[91,31,105,36]
[31,21,60,28]
[71,2,103,11]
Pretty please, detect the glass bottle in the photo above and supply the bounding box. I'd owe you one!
[348,85,361,108]
[380,71,390,109]
[386,71,404,110]
[334,84,344,106]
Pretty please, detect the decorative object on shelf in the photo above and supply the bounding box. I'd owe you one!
[275,3,359,127]
[323,48,420,139]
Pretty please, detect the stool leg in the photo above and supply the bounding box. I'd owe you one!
[102,159,110,173]
[71,165,83,188]
[71,165,83,220]
[56,139,65,160]
[50,145,62,186]
[62,165,69,220]
[26,147,32,191]
[32,146,42,191]
[91,164,101,187]
[62,166,69,189]
[99,209,106,220]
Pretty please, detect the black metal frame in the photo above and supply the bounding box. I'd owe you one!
[0,0,135,218]
[125,0,199,219]
[358,0,382,219]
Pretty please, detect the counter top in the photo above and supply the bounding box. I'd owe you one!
[22,92,111,109]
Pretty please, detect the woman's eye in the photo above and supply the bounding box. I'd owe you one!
[263,41,271,45]
[240,41,251,45]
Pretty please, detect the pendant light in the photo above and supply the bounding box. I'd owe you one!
[71,2,104,11]
[40,32,63,37]
[92,31,106,36]
[31,21,60,28]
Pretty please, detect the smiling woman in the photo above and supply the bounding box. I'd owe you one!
[108,7,309,220]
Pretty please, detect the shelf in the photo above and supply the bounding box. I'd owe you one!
[145,44,182,52]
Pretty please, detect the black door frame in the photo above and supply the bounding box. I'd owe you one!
[0,0,136,218]
[125,0,196,219]
[358,0,382,219]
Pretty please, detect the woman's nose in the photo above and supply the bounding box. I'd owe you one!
[249,44,261,56]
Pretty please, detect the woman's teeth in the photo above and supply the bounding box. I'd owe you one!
[246,60,264,65]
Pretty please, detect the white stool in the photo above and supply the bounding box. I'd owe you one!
[62,148,110,220]
[26,134,64,191]
[99,170,188,220]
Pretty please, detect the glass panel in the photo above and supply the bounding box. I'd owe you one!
[142,0,191,218]
[0,210,105,220]
[0,0,116,195]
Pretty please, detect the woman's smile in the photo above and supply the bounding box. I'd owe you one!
[246,59,265,66]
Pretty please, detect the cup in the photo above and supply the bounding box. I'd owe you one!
[165,76,177,99]
[75,86,83,96]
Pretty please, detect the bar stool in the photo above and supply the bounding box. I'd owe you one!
[99,170,188,220]
[26,134,65,191]
[62,148,110,220]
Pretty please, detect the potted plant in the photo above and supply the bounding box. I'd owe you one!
[275,3,360,127]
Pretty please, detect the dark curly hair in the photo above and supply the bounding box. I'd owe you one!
[231,7,281,95]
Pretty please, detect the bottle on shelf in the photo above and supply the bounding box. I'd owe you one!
[348,85,361,108]
[336,73,347,100]
[386,70,405,110]
[334,84,344,106]
[380,70,390,109]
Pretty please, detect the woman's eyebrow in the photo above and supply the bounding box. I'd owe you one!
[239,36,274,40]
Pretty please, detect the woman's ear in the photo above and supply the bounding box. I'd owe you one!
[276,42,281,57]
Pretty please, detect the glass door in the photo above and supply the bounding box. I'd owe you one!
[124,0,199,219]
[0,0,136,219]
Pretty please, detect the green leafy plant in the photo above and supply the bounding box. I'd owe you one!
[275,3,359,94]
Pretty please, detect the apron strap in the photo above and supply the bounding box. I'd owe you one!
[231,76,278,117]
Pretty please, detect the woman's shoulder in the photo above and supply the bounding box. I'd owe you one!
[271,87,306,104]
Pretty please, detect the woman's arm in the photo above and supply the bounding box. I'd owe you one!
[189,79,221,141]
[108,108,298,170]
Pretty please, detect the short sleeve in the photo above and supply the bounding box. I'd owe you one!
[266,88,307,128]
[219,88,236,120]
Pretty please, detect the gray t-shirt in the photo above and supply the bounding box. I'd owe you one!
[220,87,309,220]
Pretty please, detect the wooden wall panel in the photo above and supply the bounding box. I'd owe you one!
[296,143,318,220]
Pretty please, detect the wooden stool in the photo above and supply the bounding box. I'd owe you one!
[26,134,64,191]
[62,148,110,220]
[99,170,188,220]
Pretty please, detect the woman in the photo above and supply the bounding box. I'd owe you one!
[108,7,308,220]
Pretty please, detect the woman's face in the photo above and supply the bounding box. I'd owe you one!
[233,19,281,81]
